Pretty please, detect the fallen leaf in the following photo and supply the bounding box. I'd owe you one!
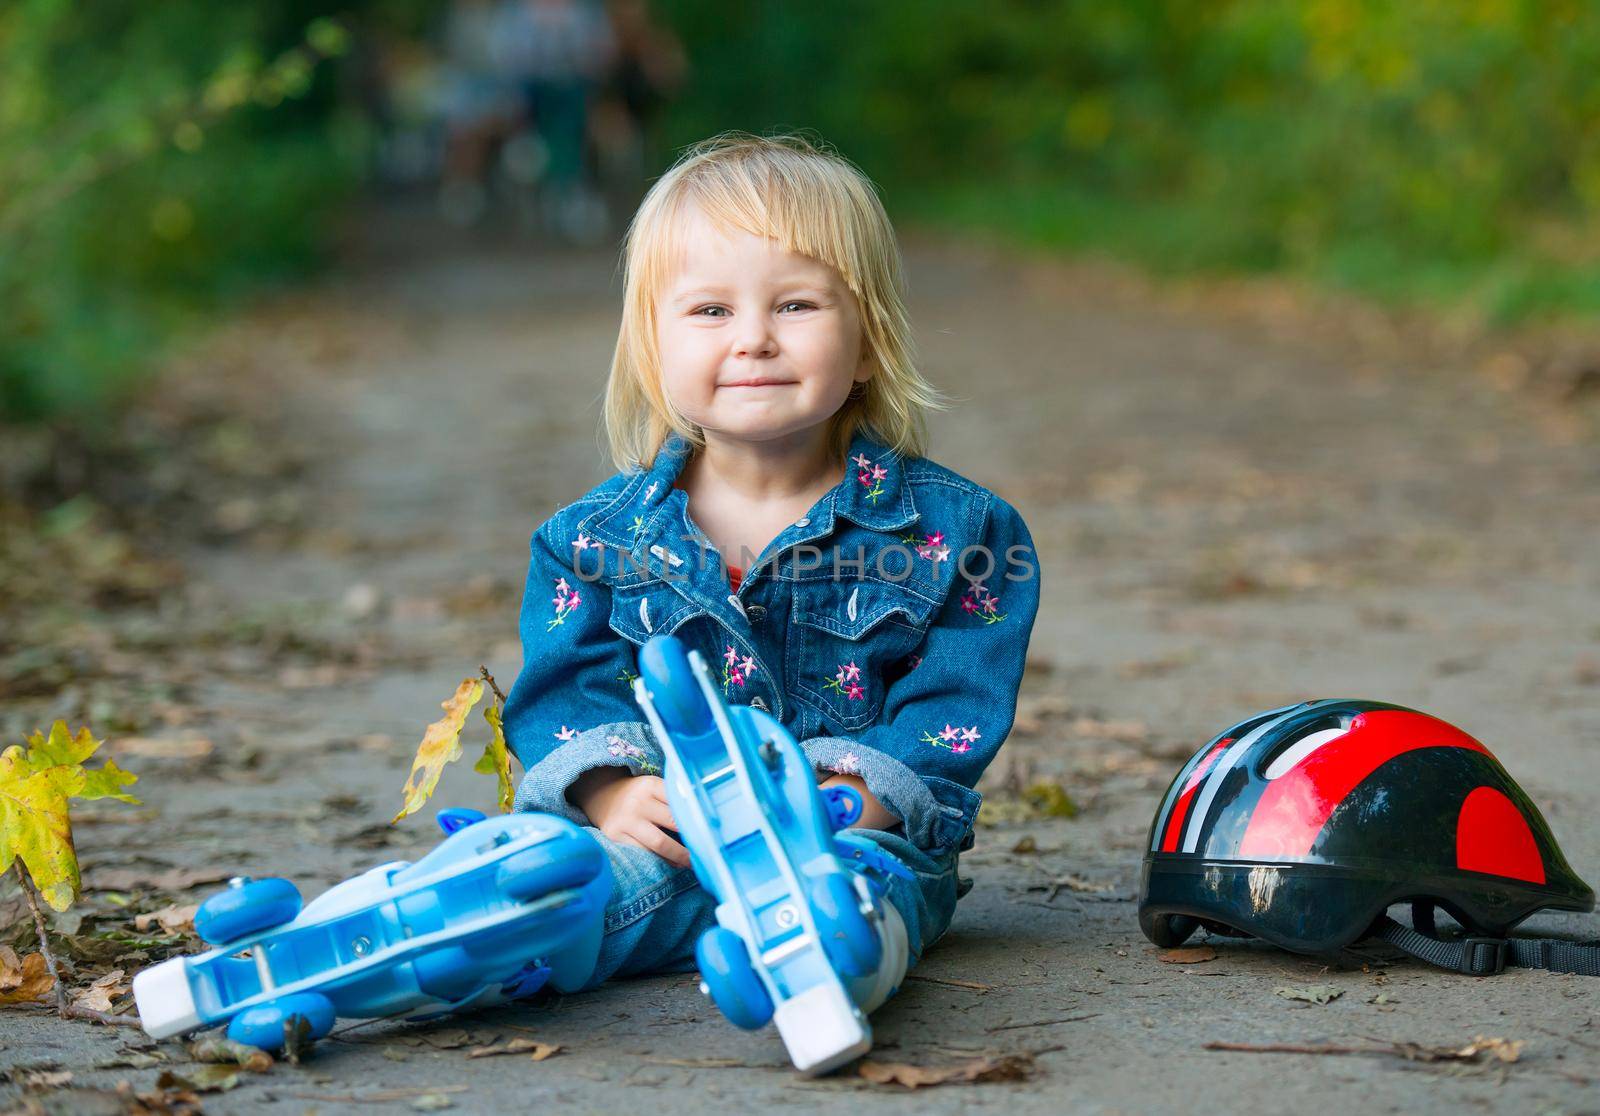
[1158,946,1217,965]
[83,866,230,893]
[0,945,56,1004]
[466,1037,561,1060]
[414,1027,478,1049]
[109,736,214,760]
[393,679,485,823]
[283,1012,315,1065]
[1275,984,1344,1004]
[187,1035,274,1072]
[1023,780,1078,818]
[159,1065,244,1093]
[0,721,140,910]
[857,1052,1036,1088]
[134,904,199,935]
[1395,1035,1524,1064]
[412,1096,456,1112]
[23,1069,73,1089]
[70,969,128,1013]
[1010,836,1038,855]
[95,1051,165,1070]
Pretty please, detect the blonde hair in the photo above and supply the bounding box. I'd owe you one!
[603,131,945,472]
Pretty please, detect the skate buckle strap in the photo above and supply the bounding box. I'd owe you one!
[835,840,914,883]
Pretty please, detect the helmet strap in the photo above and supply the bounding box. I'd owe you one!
[1369,914,1600,977]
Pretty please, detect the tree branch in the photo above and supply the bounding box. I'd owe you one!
[13,863,143,1028]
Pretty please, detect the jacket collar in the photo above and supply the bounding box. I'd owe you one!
[580,428,919,553]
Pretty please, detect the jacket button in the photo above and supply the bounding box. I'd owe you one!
[746,604,767,623]
[750,696,769,711]
[794,517,811,528]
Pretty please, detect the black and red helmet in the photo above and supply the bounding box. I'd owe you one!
[1138,700,1596,974]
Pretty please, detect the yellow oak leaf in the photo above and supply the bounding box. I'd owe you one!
[474,703,515,815]
[0,722,139,911]
[393,679,485,823]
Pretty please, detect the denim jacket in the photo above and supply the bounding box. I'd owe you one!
[505,429,1041,857]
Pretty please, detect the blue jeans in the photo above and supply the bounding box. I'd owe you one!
[584,826,969,987]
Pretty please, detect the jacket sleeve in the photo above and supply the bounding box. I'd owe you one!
[503,520,661,824]
[802,496,1041,853]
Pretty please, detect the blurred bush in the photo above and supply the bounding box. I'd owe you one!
[659,0,1600,322]
[0,2,360,422]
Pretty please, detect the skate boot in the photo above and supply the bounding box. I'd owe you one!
[133,809,611,1049]
[635,635,911,1075]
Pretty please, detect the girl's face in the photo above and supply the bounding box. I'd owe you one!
[654,203,871,448]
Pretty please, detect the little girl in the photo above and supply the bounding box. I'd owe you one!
[504,132,1039,991]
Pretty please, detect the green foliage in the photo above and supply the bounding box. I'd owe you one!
[0,2,359,421]
[656,0,1600,322]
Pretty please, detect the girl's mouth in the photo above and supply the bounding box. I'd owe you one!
[722,378,796,388]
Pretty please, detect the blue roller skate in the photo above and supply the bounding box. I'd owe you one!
[634,636,910,1075]
[133,809,611,1049]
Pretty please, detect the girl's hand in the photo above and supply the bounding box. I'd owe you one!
[568,767,691,867]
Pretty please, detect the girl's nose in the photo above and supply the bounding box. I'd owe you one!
[733,322,778,358]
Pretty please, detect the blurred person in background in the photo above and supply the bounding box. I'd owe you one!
[492,0,615,243]
[590,0,688,212]
[437,0,520,225]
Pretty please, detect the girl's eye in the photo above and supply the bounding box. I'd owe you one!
[779,301,816,313]
[693,306,729,318]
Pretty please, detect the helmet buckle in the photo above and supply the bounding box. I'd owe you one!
[1459,937,1509,976]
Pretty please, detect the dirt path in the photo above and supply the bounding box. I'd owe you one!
[5,212,1598,1111]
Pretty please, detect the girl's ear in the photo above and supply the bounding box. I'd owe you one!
[855,341,874,380]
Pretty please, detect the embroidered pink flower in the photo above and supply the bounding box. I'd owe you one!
[833,751,862,775]
[824,662,867,701]
[961,580,1007,624]
[554,725,578,742]
[922,723,982,753]
[901,529,951,565]
[855,454,887,504]
[572,532,601,552]
[546,578,582,630]
[606,735,660,775]
[721,645,757,694]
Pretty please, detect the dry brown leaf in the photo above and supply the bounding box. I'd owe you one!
[1395,1035,1525,1064]
[70,968,129,1013]
[857,1052,1036,1088]
[22,1069,73,1089]
[0,945,56,1004]
[187,1035,274,1072]
[1158,946,1217,965]
[110,736,214,760]
[1459,1036,1523,1064]
[83,866,231,892]
[135,903,199,934]
[466,1037,561,1060]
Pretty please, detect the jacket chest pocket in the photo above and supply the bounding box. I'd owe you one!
[607,582,704,645]
[788,581,935,734]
